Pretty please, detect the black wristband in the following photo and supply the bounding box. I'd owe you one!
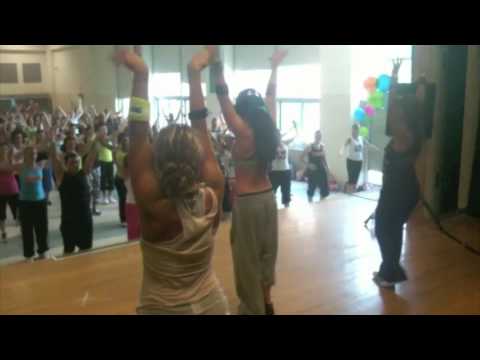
[188,108,209,121]
[215,84,229,96]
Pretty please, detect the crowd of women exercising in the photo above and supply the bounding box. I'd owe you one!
[0,45,424,315]
[0,96,145,259]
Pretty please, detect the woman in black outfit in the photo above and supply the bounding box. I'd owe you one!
[373,59,424,288]
[50,132,100,255]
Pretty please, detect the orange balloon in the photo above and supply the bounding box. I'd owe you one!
[363,77,377,92]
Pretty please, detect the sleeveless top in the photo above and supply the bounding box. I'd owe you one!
[0,163,19,196]
[308,142,327,170]
[98,144,113,163]
[138,186,220,311]
[346,136,364,162]
[115,150,127,179]
[58,170,91,222]
[382,140,420,196]
[271,143,290,172]
[19,167,45,201]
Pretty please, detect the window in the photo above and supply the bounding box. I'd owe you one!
[278,65,321,99]
[22,63,42,83]
[0,64,18,84]
[351,45,413,110]
[232,64,322,145]
[277,100,320,145]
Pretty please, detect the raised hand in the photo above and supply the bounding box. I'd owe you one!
[113,47,148,75]
[270,48,288,68]
[189,45,219,72]
[392,58,403,77]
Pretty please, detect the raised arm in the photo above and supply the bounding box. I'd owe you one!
[114,45,167,217]
[266,49,288,126]
[188,46,225,200]
[48,131,65,187]
[210,48,252,138]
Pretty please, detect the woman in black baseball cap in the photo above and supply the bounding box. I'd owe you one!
[209,46,287,315]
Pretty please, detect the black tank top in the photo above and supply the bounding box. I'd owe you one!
[308,143,326,170]
[382,140,420,195]
[59,170,91,221]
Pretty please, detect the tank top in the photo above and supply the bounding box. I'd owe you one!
[58,170,91,221]
[382,141,420,196]
[19,167,45,201]
[0,165,19,196]
[138,186,220,311]
[271,143,290,172]
[98,144,113,163]
[11,146,23,166]
[115,150,127,179]
[220,151,235,179]
[308,142,326,170]
[347,136,364,162]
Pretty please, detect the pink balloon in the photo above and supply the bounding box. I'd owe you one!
[364,104,375,117]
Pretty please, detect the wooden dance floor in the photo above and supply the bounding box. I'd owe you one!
[1,194,479,315]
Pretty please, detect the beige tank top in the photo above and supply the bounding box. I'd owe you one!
[138,186,220,311]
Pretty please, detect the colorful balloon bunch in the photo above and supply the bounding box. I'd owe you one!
[352,73,392,138]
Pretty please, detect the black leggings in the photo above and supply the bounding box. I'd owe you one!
[100,161,114,191]
[307,167,330,199]
[114,176,127,223]
[347,159,363,186]
[61,216,93,254]
[19,200,49,258]
[375,188,419,283]
[270,170,292,206]
[0,194,18,222]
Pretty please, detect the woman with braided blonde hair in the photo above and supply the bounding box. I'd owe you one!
[114,45,228,315]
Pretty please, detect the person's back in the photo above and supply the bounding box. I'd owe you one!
[138,186,226,314]
[58,170,90,221]
[114,45,228,315]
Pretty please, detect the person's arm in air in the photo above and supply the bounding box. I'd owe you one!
[210,46,253,146]
[188,47,225,223]
[48,130,65,187]
[265,49,288,126]
[114,45,174,222]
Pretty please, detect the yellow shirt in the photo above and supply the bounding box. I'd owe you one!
[115,150,127,178]
[98,144,113,163]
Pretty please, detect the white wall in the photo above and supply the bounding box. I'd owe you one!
[320,45,352,184]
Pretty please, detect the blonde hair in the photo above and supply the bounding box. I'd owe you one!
[153,125,203,200]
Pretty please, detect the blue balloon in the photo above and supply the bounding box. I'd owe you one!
[353,108,366,122]
[377,74,391,93]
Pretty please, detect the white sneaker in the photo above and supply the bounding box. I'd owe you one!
[109,197,117,205]
[372,272,395,289]
[35,252,49,261]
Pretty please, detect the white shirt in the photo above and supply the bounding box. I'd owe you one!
[346,136,364,162]
[271,143,290,172]
[220,151,235,179]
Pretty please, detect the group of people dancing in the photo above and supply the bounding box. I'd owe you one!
[0,97,144,260]
[114,45,424,315]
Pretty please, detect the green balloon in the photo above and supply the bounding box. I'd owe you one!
[368,90,385,109]
[360,127,369,138]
